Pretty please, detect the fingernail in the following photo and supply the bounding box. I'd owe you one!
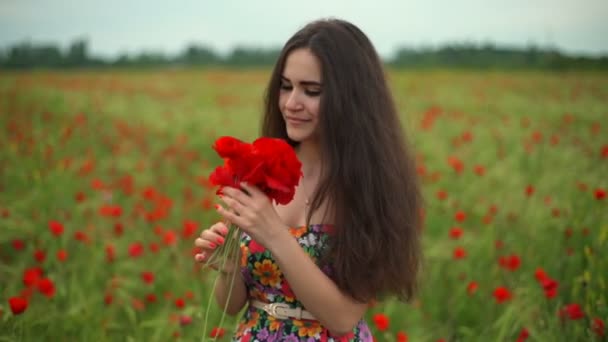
[221,227,229,235]
[216,237,225,245]
[209,243,216,249]
[200,252,206,260]
[214,204,220,210]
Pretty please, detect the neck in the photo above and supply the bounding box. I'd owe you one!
[297,139,321,180]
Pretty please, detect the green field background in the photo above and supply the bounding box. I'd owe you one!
[1,68,607,341]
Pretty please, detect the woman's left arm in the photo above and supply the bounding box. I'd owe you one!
[268,230,368,336]
[217,183,368,336]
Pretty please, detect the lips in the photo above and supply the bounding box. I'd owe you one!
[285,116,311,123]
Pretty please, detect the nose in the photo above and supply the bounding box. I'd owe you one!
[284,90,303,111]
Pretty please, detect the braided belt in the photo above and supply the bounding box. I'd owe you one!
[250,300,317,320]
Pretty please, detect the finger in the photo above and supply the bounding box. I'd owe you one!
[210,222,230,236]
[216,203,246,227]
[194,233,224,249]
[219,195,246,217]
[240,182,265,198]
[223,186,254,205]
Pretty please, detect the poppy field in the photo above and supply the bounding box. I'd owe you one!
[0,68,606,341]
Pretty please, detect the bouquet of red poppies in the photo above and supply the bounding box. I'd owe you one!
[202,136,302,336]
[209,136,302,205]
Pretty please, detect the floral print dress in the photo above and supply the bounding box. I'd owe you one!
[232,223,372,342]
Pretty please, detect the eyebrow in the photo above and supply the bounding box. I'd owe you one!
[281,75,322,87]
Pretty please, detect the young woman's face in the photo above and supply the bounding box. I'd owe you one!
[278,48,322,143]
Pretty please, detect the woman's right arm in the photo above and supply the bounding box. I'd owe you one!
[194,222,248,315]
[212,268,247,315]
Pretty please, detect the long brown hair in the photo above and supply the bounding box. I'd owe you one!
[262,18,423,303]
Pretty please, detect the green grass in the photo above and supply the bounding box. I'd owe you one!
[0,68,607,341]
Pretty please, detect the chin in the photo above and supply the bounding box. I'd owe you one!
[286,131,316,144]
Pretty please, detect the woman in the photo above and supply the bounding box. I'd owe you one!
[194,18,423,341]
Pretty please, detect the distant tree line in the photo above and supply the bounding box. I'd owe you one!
[1,39,606,70]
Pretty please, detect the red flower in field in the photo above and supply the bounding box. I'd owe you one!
[453,246,467,259]
[182,220,197,238]
[454,210,466,222]
[104,293,113,306]
[516,328,529,342]
[106,244,116,262]
[75,191,86,202]
[558,303,585,320]
[525,185,534,197]
[179,315,192,326]
[467,281,478,295]
[37,278,55,298]
[48,220,64,236]
[74,230,90,243]
[592,317,605,337]
[56,249,68,262]
[12,239,25,251]
[447,156,464,174]
[23,267,43,287]
[461,131,473,142]
[595,188,606,200]
[129,242,144,258]
[601,145,608,158]
[473,165,485,176]
[174,298,185,309]
[146,293,157,303]
[541,277,558,299]
[114,223,124,236]
[436,190,448,201]
[8,297,28,315]
[210,327,226,338]
[534,268,547,281]
[449,227,463,239]
[34,249,46,263]
[372,313,390,331]
[99,204,122,217]
[396,331,408,342]
[141,271,155,284]
[498,254,521,271]
[163,230,177,246]
[493,286,512,303]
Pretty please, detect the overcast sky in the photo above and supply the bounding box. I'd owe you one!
[1,0,607,58]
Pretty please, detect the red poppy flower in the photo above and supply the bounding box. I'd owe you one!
[558,303,584,320]
[209,136,302,205]
[525,185,535,197]
[498,254,521,271]
[372,313,390,331]
[129,242,144,258]
[56,249,68,262]
[454,211,466,222]
[592,317,605,337]
[467,281,478,295]
[141,271,155,284]
[12,239,25,251]
[182,220,197,238]
[396,331,408,342]
[595,188,606,200]
[493,286,512,303]
[449,227,463,239]
[38,278,55,298]
[516,328,529,342]
[23,267,43,287]
[210,327,225,338]
[453,247,467,259]
[48,220,64,237]
[174,298,185,309]
[8,297,28,315]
